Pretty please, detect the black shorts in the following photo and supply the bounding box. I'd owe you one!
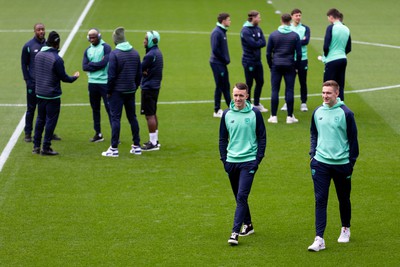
[141,89,160,115]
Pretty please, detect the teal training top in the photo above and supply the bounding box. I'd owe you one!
[83,39,110,84]
[323,21,351,63]
[290,23,310,60]
[310,98,359,165]
[219,100,266,163]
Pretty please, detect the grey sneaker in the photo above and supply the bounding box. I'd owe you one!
[300,103,308,112]
[254,104,268,112]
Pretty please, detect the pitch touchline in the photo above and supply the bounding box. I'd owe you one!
[0,84,399,107]
[2,29,400,50]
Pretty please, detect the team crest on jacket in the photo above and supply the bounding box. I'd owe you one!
[245,118,250,124]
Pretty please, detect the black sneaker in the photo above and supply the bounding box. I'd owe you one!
[90,133,104,142]
[239,224,254,236]
[141,141,160,151]
[32,147,40,154]
[41,147,59,156]
[52,134,62,141]
[24,134,32,143]
[228,232,239,245]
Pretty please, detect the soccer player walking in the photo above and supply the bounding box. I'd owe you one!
[219,82,266,246]
[308,80,359,252]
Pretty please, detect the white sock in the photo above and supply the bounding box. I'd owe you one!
[150,133,157,145]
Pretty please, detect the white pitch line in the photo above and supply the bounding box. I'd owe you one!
[1,83,399,107]
[0,0,95,173]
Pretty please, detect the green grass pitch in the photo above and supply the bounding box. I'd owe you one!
[0,0,399,265]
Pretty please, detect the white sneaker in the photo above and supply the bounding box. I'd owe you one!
[254,104,268,113]
[130,145,142,155]
[308,236,326,252]
[213,109,223,118]
[300,103,308,112]
[338,227,350,243]
[281,103,287,111]
[101,146,119,157]
[286,115,299,124]
[267,116,278,123]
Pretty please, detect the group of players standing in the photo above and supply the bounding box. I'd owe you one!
[21,24,163,157]
[210,8,351,123]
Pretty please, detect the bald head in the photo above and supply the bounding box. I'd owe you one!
[87,28,101,45]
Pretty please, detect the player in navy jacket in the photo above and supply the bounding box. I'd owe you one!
[210,13,231,118]
[266,14,302,124]
[102,27,142,157]
[33,31,80,155]
[240,10,268,112]
[140,31,164,151]
[21,23,46,142]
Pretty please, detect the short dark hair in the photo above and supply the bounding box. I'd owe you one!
[217,13,230,23]
[281,13,292,24]
[323,80,340,92]
[327,8,341,19]
[234,82,249,92]
[247,10,259,22]
[34,23,44,30]
[291,8,302,15]
[338,12,344,22]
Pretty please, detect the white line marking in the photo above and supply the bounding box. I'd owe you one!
[0,0,95,172]
[1,84,399,107]
[2,29,400,50]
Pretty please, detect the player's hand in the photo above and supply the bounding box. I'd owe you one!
[73,71,80,78]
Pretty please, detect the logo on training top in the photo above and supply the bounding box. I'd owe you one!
[245,118,250,124]
[335,116,340,122]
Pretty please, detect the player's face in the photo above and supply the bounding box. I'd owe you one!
[322,86,339,107]
[222,17,231,28]
[291,13,302,24]
[252,14,261,25]
[34,24,45,41]
[88,32,100,45]
[232,87,248,110]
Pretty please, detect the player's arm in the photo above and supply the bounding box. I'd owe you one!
[301,25,311,46]
[309,111,318,159]
[218,111,229,163]
[323,25,333,57]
